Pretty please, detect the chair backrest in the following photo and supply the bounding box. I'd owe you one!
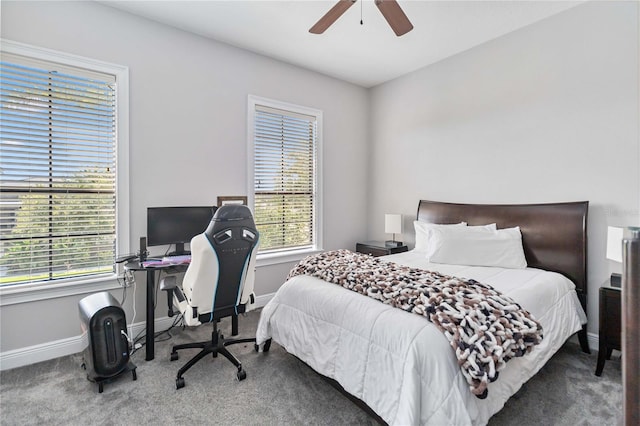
[181,205,259,322]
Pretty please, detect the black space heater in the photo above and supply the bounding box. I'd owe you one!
[78,292,137,393]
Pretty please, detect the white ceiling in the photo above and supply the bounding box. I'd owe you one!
[101,0,582,88]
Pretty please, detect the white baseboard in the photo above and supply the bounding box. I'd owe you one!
[4,294,591,371]
[254,292,274,309]
[0,292,275,371]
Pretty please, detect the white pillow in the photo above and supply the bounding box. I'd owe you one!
[413,221,497,250]
[427,226,527,269]
[422,223,497,259]
[413,221,466,250]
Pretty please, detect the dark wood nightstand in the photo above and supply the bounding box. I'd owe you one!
[595,285,621,376]
[356,241,408,257]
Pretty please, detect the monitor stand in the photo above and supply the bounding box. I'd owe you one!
[167,243,190,257]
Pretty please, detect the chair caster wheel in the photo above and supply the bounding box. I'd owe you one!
[98,383,104,393]
[132,369,137,381]
[254,343,259,352]
[176,377,185,389]
[237,369,247,381]
[170,352,179,361]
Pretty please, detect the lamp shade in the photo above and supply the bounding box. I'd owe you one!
[385,214,402,235]
[606,226,623,263]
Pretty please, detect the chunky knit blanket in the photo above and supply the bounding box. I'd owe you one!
[287,249,544,399]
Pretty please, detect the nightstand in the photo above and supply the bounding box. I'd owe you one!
[595,285,621,376]
[356,241,408,257]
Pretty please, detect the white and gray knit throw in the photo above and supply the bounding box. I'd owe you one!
[287,249,544,399]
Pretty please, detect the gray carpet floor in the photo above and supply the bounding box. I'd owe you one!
[0,309,622,425]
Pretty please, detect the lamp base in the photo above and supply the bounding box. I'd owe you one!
[385,240,403,247]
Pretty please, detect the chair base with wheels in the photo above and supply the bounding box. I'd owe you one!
[170,320,256,389]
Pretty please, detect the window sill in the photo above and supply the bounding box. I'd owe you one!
[0,274,122,307]
[256,248,321,267]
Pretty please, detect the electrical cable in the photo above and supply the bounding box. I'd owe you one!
[120,282,127,306]
[129,312,184,356]
[128,275,137,345]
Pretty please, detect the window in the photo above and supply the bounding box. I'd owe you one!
[0,40,129,294]
[248,96,322,257]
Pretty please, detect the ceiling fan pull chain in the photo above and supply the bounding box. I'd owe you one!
[360,0,363,25]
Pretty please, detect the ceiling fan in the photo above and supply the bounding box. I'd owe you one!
[309,0,414,37]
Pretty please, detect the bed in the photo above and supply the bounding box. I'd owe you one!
[256,200,590,425]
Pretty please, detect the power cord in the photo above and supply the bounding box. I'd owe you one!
[128,277,139,350]
[129,312,184,356]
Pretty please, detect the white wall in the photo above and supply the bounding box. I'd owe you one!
[368,1,639,336]
[0,1,369,355]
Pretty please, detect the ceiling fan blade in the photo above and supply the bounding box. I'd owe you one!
[375,0,413,36]
[309,0,357,34]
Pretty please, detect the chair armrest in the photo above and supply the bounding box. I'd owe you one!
[159,276,178,291]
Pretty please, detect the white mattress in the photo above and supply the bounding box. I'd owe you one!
[256,250,587,425]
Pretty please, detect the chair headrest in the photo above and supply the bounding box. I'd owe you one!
[213,204,253,222]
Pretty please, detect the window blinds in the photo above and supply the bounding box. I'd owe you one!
[0,53,117,285]
[253,104,317,252]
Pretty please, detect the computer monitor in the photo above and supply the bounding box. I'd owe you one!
[146,206,216,255]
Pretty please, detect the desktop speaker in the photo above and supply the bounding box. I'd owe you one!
[139,236,147,262]
[78,292,136,392]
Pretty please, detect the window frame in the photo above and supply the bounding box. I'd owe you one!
[247,95,323,266]
[0,39,129,306]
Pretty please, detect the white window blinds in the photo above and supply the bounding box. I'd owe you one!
[0,53,117,285]
[253,104,318,252]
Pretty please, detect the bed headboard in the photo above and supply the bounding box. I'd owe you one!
[416,200,589,310]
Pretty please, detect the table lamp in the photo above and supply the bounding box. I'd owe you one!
[385,214,402,247]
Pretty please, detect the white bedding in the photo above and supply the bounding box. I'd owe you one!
[256,250,587,425]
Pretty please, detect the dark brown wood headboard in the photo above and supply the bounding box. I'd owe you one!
[416,200,589,313]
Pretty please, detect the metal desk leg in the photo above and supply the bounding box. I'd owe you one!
[145,270,155,361]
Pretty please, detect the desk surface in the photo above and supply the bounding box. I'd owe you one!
[124,258,190,271]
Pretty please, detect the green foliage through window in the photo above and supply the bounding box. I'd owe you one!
[0,55,117,285]
[252,103,319,252]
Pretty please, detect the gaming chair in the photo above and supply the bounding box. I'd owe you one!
[169,204,259,389]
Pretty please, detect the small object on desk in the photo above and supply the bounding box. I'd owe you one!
[141,255,191,268]
[162,254,192,264]
[356,241,408,257]
[139,236,147,262]
[595,284,621,376]
[141,259,167,268]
